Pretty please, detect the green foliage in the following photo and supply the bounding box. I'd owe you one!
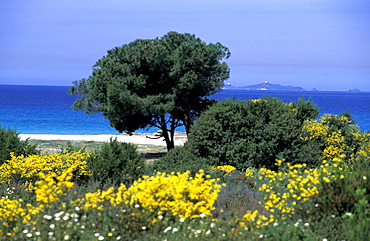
[291,164,370,240]
[12,196,161,241]
[69,32,230,150]
[86,138,145,185]
[186,97,319,170]
[293,97,319,124]
[302,112,369,164]
[307,166,370,218]
[0,126,38,165]
[151,146,211,175]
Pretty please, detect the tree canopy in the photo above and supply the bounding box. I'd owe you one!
[69,32,230,150]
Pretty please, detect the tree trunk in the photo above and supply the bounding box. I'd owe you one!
[183,109,193,135]
[160,115,175,151]
[162,130,175,151]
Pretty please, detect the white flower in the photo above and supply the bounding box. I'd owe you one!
[55,211,65,218]
[315,204,319,207]
[323,239,328,241]
[363,176,367,180]
[98,236,104,240]
[26,233,33,238]
[158,215,163,220]
[35,231,40,236]
[134,204,140,208]
[345,212,352,216]
[210,222,215,228]
[294,222,299,227]
[63,215,69,220]
[180,218,185,222]
[50,224,55,229]
[75,206,80,211]
[304,223,309,226]
[116,237,121,240]
[164,226,172,233]
[142,226,147,230]
[206,230,211,235]
[273,222,278,226]
[172,228,179,233]
[196,230,201,234]
[200,213,206,218]
[43,215,53,220]
[94,233,100,237]
[23,230,28,234]
[64,235,70,240]
[259,234,264,238]
[48,232,54,236]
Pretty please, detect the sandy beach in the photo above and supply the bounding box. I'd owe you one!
[19,133,187,147]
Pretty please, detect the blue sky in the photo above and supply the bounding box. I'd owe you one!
[1,0,369,91]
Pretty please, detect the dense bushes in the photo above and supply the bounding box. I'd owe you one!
[86,138,146,185]
[151,146,211,175]
[0,126,38,165]
[1,96,370,239]
[186,97,319,170]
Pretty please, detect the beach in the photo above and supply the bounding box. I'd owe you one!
[19,133,187,147]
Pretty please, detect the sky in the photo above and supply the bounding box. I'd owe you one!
[1,0,369,91]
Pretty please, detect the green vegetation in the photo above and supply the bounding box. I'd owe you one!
[151,145,211,176]
[186,97,319,170]
[69,32,230,150]
[0,126,38,165]
[86,138,146,185]
[1,97,370,239]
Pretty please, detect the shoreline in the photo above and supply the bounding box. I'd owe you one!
[19,133,187,147]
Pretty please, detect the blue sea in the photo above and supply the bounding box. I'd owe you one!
[1,85,369,134]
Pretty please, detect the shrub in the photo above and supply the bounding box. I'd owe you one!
[301,113,370,164]
[86,138,145,185]
[292,164,370,241]
[0,126,38,165]
[186,97,319,170]
[306,166,370,218]
[151,146,211,175]
[0,151,91,192]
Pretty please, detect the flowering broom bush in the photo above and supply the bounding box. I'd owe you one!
[0,151,91,191]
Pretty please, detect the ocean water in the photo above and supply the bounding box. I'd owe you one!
[0,85,369,134]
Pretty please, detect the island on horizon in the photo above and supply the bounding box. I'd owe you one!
[223,81,362,92]
[223,81,307,91]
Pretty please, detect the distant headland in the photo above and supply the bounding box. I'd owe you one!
[223,81,306,91]
[223,81,361,92]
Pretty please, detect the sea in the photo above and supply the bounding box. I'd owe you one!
[1,85,369,134]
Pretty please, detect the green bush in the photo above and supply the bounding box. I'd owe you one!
[0,126,38,165]
[86,138,145,185]
[305,166,370,218]
[291,164,370,240]
[186,97,319,170]
[151,146,211,176]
